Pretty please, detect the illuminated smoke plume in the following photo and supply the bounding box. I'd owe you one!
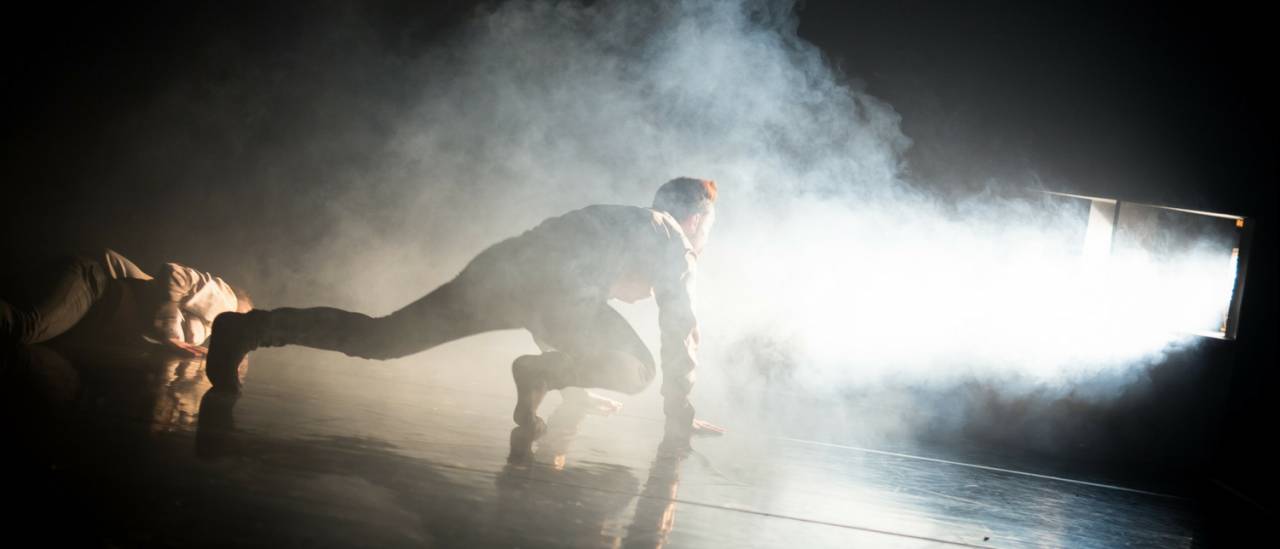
[352,1,1236,391]
[111,1,1239,440]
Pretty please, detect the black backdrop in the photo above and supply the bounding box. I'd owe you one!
[3,0,1274,512]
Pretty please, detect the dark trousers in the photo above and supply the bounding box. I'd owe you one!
[254,260,656,394]
[0,249,149,345]
[1,256,110,345]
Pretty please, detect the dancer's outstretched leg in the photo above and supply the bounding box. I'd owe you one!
[206,278,514,392]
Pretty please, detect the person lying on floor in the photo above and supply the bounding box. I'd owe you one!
[1,248,252,359]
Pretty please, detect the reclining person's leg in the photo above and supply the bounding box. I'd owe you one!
[100,249,153,281]
[1,256,108,346]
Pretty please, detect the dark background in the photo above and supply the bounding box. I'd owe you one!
[3,0,1274,518]
[795,2,1277,520]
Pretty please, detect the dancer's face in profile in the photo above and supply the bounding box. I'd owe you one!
[681,206,716,256]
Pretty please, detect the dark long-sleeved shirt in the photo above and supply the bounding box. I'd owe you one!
[486,205,701,405]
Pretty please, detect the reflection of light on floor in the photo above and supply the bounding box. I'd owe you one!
[150,358,211,433]
[25,347,1204,548]
[754,436,1191,547]
[762,467,963,545]
[775,437,1184,499]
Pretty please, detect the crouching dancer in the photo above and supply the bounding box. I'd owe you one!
[205,178,725,440]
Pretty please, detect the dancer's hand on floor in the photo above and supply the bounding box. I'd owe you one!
[582,391,623,416]
[692,419,726,437]
[166,338,208,358]
[561,388,624,416]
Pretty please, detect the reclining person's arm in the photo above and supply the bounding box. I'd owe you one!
[146,263,200,344]
[142,263,235,355]
[152,300,186,342]
[159,263,239,330]
[148,299,207,357]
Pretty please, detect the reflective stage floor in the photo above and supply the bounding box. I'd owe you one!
[7,344,1224,548]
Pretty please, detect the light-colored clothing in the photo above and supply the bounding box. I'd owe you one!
[3,249,239,348]
[102,249,239,345]
[151,262,240,345]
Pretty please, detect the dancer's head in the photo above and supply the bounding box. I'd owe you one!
[653,177,718,254]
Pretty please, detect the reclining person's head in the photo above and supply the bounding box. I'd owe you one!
[233,286,254,313]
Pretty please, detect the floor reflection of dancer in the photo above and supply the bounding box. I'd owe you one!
[500,398,639,546]
[503,398,692,549]
[623,441,689,549]
[207,178,726,441]
[151,357,212,433]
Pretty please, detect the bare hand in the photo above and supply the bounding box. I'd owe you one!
[691,419,726,437]
[166,338,208,358]
[562,388,624,416]
[585,394,623,416]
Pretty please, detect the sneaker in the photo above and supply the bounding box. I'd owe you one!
[205,311,261,392]
[511,354,552,429]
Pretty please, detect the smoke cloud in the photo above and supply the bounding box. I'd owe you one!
[79,0,1239,447]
